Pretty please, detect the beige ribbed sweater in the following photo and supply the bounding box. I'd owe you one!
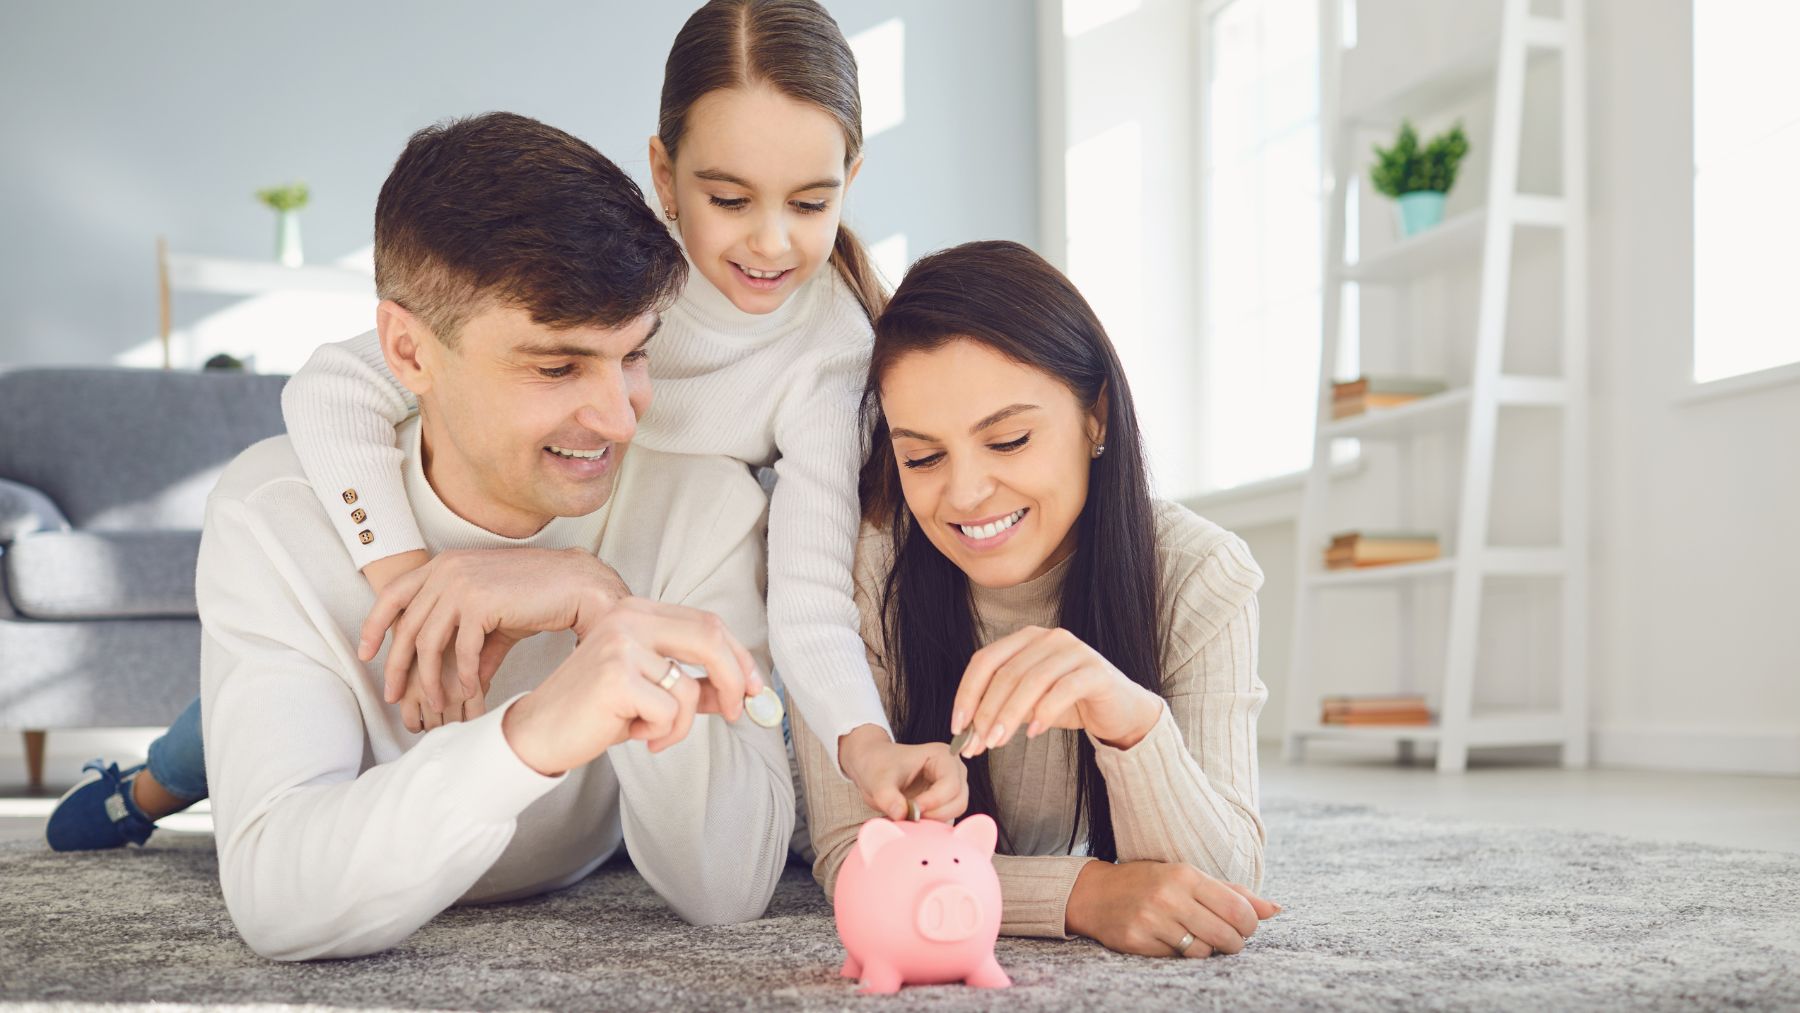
[790,500,1268,939]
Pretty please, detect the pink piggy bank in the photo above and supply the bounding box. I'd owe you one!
[833,814,1012,995]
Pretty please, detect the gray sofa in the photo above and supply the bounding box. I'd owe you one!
[0,367,288,789]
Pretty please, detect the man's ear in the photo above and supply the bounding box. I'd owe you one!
[647,135,677,222]
[375,299,434,400]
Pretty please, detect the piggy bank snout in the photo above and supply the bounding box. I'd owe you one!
[915,884,986,943]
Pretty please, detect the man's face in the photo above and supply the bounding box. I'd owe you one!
[407,303,657,537]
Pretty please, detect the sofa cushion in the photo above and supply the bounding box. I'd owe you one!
[0,367,287,531]
[5,530,200,620]
[0,478,70,544]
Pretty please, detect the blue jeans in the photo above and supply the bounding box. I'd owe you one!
[145,696,208,803]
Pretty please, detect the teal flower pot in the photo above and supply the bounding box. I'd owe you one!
[1395,191,1447,237]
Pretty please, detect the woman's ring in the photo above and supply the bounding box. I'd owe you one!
[1176,931,1196,955]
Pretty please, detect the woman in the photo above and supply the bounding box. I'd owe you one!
[790,240,1281,959]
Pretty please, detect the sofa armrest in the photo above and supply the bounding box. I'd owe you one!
[0,478,70,546]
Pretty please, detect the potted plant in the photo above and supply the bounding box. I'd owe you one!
[1369,120,1469,237]
[256,182,310,267]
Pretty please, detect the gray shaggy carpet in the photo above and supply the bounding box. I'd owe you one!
[3,797,1797,1011]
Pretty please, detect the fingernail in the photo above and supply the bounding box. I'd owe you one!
[985,725,1007,749]
[1272,903,1284,915]
[952,710,967,734]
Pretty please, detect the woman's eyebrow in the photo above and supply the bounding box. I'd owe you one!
[889,403,1041,442]
[692,167,842,192]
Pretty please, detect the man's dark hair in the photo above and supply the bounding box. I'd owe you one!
[374,111,686,346]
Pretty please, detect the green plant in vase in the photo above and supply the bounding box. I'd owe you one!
[1370,120,1469,237]
[256,182,311,267]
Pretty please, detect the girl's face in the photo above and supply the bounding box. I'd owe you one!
[880,339,1107,590]
[650,85,861,315]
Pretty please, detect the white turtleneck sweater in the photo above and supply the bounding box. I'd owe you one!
[280,258,885,771]
[197,418,793,961]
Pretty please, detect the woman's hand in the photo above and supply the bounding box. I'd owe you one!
[359,547,634,714]
[1065,860,1280,958]
[950,626,1164,757]
[838,724,969,822]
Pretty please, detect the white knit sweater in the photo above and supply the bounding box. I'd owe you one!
[198,419,792,960]
[280,257,886,771]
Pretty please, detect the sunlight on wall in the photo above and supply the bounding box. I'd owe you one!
[1063,0,1143,38]
[850,18,906,142]
[869,232,910,292]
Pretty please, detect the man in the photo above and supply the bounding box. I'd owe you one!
[196,112,792,960]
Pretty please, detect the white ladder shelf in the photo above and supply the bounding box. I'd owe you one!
[1283,0,1589,773]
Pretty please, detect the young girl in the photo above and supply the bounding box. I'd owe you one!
[790,241,1279,965]
[46,0,960,852]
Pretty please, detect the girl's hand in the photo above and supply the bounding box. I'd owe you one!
[1065,861,1280,958]
[838,725,969,822]
[359,547,635,713]
[399,639,515,732]
[950,626,1164,757]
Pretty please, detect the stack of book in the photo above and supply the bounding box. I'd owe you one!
[1321,694,1433,726]
[1331,375,1448,418]
[1326,530,1441,569]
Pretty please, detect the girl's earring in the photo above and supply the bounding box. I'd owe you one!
[1092,443,1106,458]
[663,205,678,222]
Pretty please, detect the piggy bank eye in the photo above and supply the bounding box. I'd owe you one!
[953,858,961,864]
[920,860,929,866]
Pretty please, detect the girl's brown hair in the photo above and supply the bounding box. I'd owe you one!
[659,0,887,322]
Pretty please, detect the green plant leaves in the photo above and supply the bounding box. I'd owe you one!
[1369,120,1469,197]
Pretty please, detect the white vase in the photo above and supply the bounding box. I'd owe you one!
[276,210,304,267]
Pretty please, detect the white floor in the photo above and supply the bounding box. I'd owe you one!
[4,741,1796,853]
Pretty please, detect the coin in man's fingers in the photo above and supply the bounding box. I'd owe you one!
[674,662,786,728]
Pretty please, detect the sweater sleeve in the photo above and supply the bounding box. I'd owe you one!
[279,329,424,570]
[198,494,563,962]
[604,468,794,926]
[789,597,1095,941]
[767,343,891,774]
[1089,533,1268,890]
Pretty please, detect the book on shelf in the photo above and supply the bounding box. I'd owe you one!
[1325,530,1441,569]
[1330,374,1449,419]
[1321,693,1433,725]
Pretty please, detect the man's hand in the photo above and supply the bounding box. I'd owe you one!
[359,547,630,713]
[838,724,969,822]
[501,598,766,776]
[1064,861,1280,958]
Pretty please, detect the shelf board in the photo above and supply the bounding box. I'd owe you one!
[1320,377,1569,440]
[1293,709,1568,747]
[1340,209,1488,283]
[1307,557,1456,587]
[1342,17,1567,126]
[1322,388,1472,439]
[1305,549,1566,588]
[165,253,375,297]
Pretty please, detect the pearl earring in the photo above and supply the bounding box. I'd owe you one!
[1093,443,1106,458]
[663,206,678,222]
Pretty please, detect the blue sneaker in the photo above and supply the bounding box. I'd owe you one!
[45,760,158,852]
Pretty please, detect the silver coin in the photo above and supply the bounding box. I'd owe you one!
[743,686,786,729]
[948,727,974,756]
[906,798,921,822]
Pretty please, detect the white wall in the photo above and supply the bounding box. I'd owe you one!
[1252,0,1799,774]
[0,1,1040,369]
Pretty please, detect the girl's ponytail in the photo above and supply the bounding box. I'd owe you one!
[831,223,887,323]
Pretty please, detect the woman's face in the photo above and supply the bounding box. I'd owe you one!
[650,84,861,315]
[881,339,1106,589]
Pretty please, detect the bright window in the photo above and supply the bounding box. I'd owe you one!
[1692,1,1800,384]
[1198,0,1326,491]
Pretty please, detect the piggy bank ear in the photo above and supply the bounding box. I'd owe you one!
[856,818,907,867]
[952,813,998,856]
